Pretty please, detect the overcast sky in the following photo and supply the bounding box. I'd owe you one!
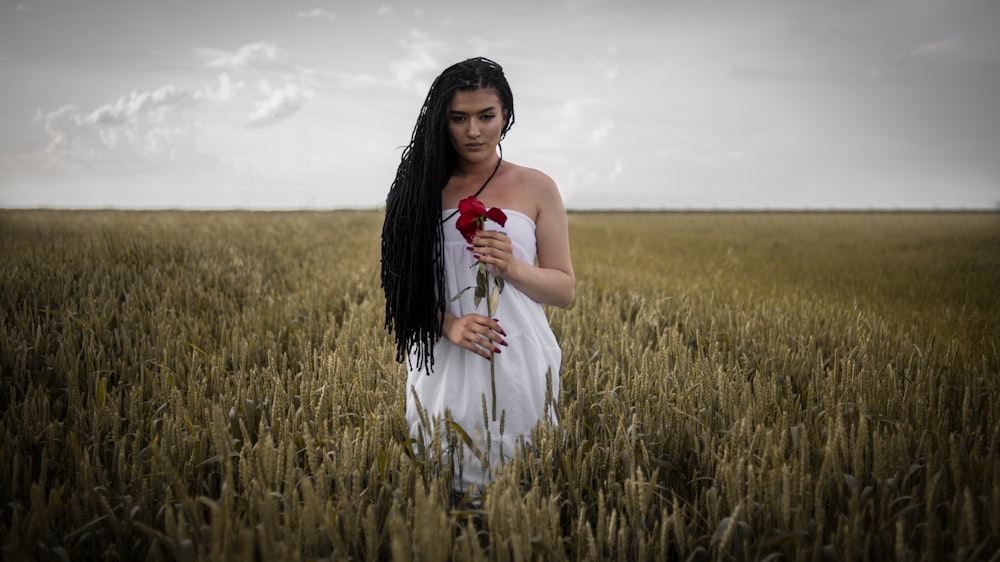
[1,0,998,210]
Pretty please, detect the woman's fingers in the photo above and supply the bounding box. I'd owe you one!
[471,232,513,273]
[472,318,506,350]
[462,315,507,359]
[444,312,498,356]
[471,231,510,253]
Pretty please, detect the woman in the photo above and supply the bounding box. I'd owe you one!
[381,57,574,496]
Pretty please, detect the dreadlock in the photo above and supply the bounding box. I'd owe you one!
[381,57,516,371]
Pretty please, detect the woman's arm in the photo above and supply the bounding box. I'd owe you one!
[472,171,575,308]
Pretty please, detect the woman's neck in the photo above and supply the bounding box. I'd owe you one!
[453,153,502,178]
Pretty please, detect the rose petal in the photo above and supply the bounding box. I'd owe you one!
[458,196,486,216]
[484,207,507,227]
[456,215,479,242]
[456,213,474,229]
[459,227,478,243]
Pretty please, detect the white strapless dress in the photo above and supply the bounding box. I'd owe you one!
[405,209,561,495]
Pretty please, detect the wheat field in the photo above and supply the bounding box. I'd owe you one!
[1,209,998,561]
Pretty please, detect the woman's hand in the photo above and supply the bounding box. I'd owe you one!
[471,230,521,279]
[442,312,508,360]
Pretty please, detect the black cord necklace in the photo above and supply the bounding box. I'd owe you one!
[442,145,503,224]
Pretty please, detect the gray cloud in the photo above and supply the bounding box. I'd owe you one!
[84,86,194,127]
[246,82,308,128]
[296,9,336,22]
[198,42,291,71]
[3,0,998,209]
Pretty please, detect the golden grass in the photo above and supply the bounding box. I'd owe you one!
[1,209,997,561]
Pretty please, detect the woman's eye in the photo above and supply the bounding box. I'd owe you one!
[481,114,495,121]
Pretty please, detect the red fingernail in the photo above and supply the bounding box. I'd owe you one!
[501,341,508,347]
[494,348,502,354]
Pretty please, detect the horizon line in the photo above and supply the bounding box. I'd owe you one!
[2,205,998,213]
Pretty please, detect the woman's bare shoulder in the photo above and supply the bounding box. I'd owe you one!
[498,163,562,225]
[504,162,559,198]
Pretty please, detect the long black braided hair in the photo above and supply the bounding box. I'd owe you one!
[381,57,515,371]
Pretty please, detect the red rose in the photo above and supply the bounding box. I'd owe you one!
[456,196,507,243]
[451,195,508,422]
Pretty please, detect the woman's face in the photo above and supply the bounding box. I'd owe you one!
[447,87,507,166]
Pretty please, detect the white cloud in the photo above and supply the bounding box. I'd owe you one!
[191,42,312,127]
[39,106,102,164]
[296,9,336,22]
[246,82,308,127]
[389,30,447,94]
[22,39,316,186]
[198,42,291,70]
[83,86,194,127]
[588,121,614,145]
[909,37,965,58]
[34,80,231,168]
[538,97,606,148]
[40,104,196,164]
[194,73,245,102]
[377,6,394,16]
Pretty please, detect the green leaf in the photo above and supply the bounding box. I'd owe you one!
[495,276,505,293]
[450,286,472,302]
[446,420,485,462]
